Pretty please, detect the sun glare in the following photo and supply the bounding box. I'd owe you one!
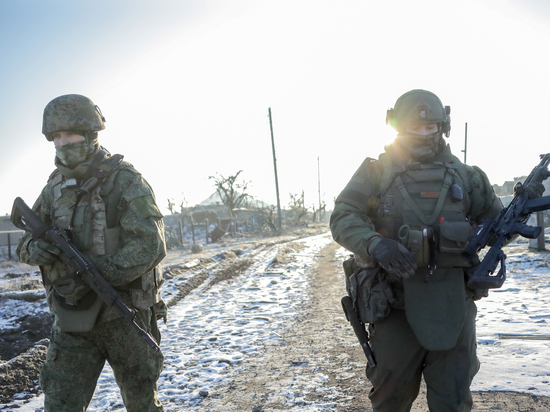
[385,124,398,145]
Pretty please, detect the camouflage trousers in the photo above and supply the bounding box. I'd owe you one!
[366,298,479,412]
[40,308,164,412]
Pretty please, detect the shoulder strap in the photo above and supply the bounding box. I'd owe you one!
[394,168,454,226]
[445,155,472,193]
[375,159,408,198]
[78,154,124,196]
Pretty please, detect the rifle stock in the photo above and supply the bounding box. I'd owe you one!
[11,197,161,352]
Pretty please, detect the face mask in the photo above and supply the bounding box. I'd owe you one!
[397,131,443,161]
[55,141,90,168]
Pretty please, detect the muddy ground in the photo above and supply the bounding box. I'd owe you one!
[197,240,550,412]
[2,223,550,410]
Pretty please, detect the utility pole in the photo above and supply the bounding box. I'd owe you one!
[268,108,282,231]
[317,156,321,213]
[461,122,468,164]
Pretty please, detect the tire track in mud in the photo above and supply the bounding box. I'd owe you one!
[0,235,313,408]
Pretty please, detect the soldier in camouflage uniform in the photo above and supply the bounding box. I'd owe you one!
[331,90,544,411]
[16,94,166,412]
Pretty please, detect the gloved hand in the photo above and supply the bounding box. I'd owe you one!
[28,239,61,266]
[514,181,545,199]
[369,237,417,279]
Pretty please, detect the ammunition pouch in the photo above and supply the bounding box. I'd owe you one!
[398,225,432,267]
[438,221,475,267]
[438,220,473,253]
[397,221,474,268]
[347,265,395,324]
[128,266,164,311]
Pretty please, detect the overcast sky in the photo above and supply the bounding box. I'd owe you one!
[2,0,550,216]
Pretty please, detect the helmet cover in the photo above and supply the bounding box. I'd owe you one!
[42,94,105,141]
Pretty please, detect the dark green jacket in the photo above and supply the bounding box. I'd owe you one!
[330,142,502,261]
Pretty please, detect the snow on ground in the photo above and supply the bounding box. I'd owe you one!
[472,239,550,396]
[1,233,337,411]
[2,233,550,411]
[0,269,48,331]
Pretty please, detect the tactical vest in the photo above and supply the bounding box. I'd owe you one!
[372,159,474,270]
[47,173,117,292]
[44,165,162,332]
[371,155,474,350]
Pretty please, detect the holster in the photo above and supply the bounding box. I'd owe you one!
[347,264,395,324]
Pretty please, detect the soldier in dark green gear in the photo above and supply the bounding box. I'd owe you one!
[331,89,543,411]
[16,94,167,412]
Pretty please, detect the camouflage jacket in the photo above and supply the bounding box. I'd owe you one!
[17,147,166,324]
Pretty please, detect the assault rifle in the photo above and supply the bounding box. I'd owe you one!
[341,296,376,367]
[462,154,550,289]
[11,197,161,352]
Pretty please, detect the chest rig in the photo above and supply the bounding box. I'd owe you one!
[51,177,108,254]
[46,154,124,307]
[373,159,474,273]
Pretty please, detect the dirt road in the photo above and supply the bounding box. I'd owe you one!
[2,229,550,411]
[196,240,550,411]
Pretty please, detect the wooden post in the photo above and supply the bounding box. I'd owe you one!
[318,156,322,215]
[7,232,11,260]
[178,221,184,246]
[191,220,196,245]
[205,218,209,245]
[268,107,283,231]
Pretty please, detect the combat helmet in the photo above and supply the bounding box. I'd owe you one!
[42,94,105,141]
[386,89,451,137]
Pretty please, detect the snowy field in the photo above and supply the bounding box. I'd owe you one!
[1,233,550,411]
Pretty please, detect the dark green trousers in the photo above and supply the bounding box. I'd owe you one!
[366,298,479,412]
[40,309,164,412]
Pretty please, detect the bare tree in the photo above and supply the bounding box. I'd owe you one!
[167,198,176,214]
[288,191,308,225]
[255,205,278,232]
[209,170,250,218]
[179,194,189,215]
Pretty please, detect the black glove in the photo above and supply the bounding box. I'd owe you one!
[369,237,417,279]
[28,239,61,266]
[514,181,545,199]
